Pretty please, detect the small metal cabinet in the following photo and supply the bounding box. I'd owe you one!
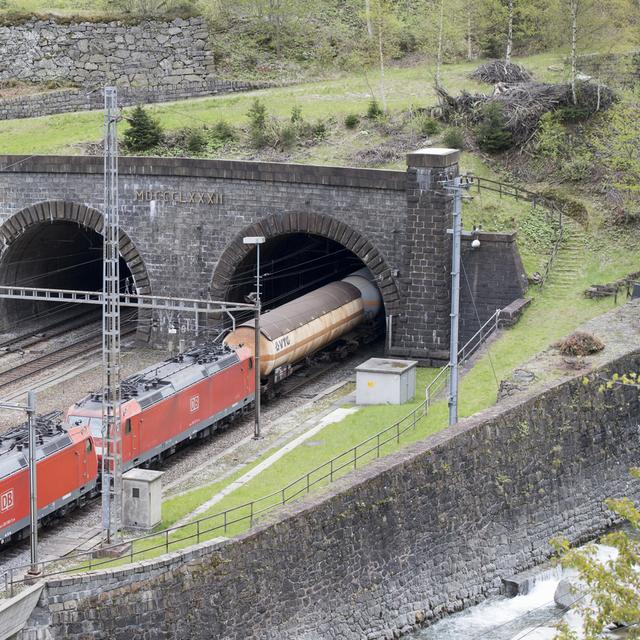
[355,358,418,405]
[122,468,164,530]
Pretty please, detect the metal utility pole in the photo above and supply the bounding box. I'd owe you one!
[441,175,473,427]
[0,394,39,574]
[448,176,462,426]
[243,236,265,439]
[27,391,38,574]
[102,86,122,544]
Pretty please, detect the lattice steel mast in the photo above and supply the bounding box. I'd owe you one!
[102,87,122,543]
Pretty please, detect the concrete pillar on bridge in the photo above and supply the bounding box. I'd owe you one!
[389,147,459,364]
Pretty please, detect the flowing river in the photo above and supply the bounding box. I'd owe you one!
[409,543,626,640]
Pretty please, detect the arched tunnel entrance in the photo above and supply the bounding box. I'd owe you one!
[226,233,368,312]
[0,220,135,330]
[0,199,156,338]
[220,231,391,354]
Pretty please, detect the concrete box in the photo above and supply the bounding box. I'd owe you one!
[122,468,164,530]
[355,358,417,405]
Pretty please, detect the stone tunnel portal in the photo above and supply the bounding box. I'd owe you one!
[222,232,387,340]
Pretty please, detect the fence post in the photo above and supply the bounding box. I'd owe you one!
[224,510,227,534]
[396,422,400,443]
[330,459,334,482]
[3,572,7,597]
[281,488,286,505]
[165,530,169,554]
[196,520,200,544]
[250,501,254,527]
[306,472,310,494]
[9,570,13,598]
[413,409,416,430]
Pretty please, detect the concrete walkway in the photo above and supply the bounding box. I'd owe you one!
[173,407,358,528]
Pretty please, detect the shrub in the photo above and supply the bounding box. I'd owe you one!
[184,128,207,154]
[442,127,464,149]
[278,124,298,150]
[416,115,440,136]
[123,105,163,152]
[475,102,513,153]
[247,99,268,148]
[211,120,236,143]
[367,99,384,119]
[536,112,565,161]
[344,113,360,129]
[290,105,303,123]
[555,331,605,356]
[311,121,328,140]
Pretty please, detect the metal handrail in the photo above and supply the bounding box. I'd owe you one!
[0,310,504,594]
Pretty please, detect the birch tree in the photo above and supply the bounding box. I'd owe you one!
[435,0,445,87]
[505,0,514,63]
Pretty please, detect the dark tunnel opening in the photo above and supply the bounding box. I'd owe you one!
[0,221,135,332]
[227,233,367,310]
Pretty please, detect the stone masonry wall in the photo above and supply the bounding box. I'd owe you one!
[20,343,640,639]
[0,79,269,121]
[460,232,529,342]
[0,16,214,87]
[0,153,529,359]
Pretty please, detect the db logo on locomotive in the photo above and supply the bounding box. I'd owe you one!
[189,395,200,413]
[0,489,14,513]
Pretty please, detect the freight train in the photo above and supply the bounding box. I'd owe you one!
[0,270,382,544]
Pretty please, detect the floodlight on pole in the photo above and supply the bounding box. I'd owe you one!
[243,235,265,439]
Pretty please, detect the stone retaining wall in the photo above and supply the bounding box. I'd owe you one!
[0,78,268,121]
[20,340,640,639]
[0,16,214,87]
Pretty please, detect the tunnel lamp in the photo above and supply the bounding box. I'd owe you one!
[471,237,481,249]
[243,235,265,440]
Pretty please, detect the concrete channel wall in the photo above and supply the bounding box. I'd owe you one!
[19,344,640,639]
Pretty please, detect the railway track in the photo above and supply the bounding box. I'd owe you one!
[0,309,101,354]
[0,320,137,394]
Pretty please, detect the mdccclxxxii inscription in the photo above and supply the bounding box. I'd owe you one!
[134,190,223,205]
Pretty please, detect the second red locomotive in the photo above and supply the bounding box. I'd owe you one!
[67,342,255,471]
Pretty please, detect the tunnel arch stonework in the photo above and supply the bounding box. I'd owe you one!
[0,153,527,360]
[210,212,401,316]
[0,200,153,339]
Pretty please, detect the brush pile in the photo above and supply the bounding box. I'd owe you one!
[436,81,616,145]
[471,60,533,84]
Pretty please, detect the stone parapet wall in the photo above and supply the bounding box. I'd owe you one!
[0,78,270,121]
[20,341,640,639]
[0,16,214,87]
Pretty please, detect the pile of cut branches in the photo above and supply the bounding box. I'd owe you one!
[471,60,533,84]
[436,81,616,145]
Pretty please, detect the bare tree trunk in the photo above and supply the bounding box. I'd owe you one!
[377,9,387,112]
[467,10,472,60]
[365,0,373,40]
[436,0,444,88]
[570,0,578,104]
[505,0,513,63]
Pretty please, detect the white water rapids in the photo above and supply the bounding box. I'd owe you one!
[411,545,623,640]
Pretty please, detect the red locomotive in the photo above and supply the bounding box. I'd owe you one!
[67,342,255,470]
[0,412,98,544]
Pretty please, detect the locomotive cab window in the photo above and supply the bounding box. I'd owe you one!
[125,419,131,434]
[248,358,253,370]
[86,439,92,453]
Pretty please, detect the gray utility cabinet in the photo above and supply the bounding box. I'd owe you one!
[122,468,164,530]
[355,358,418,405]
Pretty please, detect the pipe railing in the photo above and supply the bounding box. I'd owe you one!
[1,309,505,595]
